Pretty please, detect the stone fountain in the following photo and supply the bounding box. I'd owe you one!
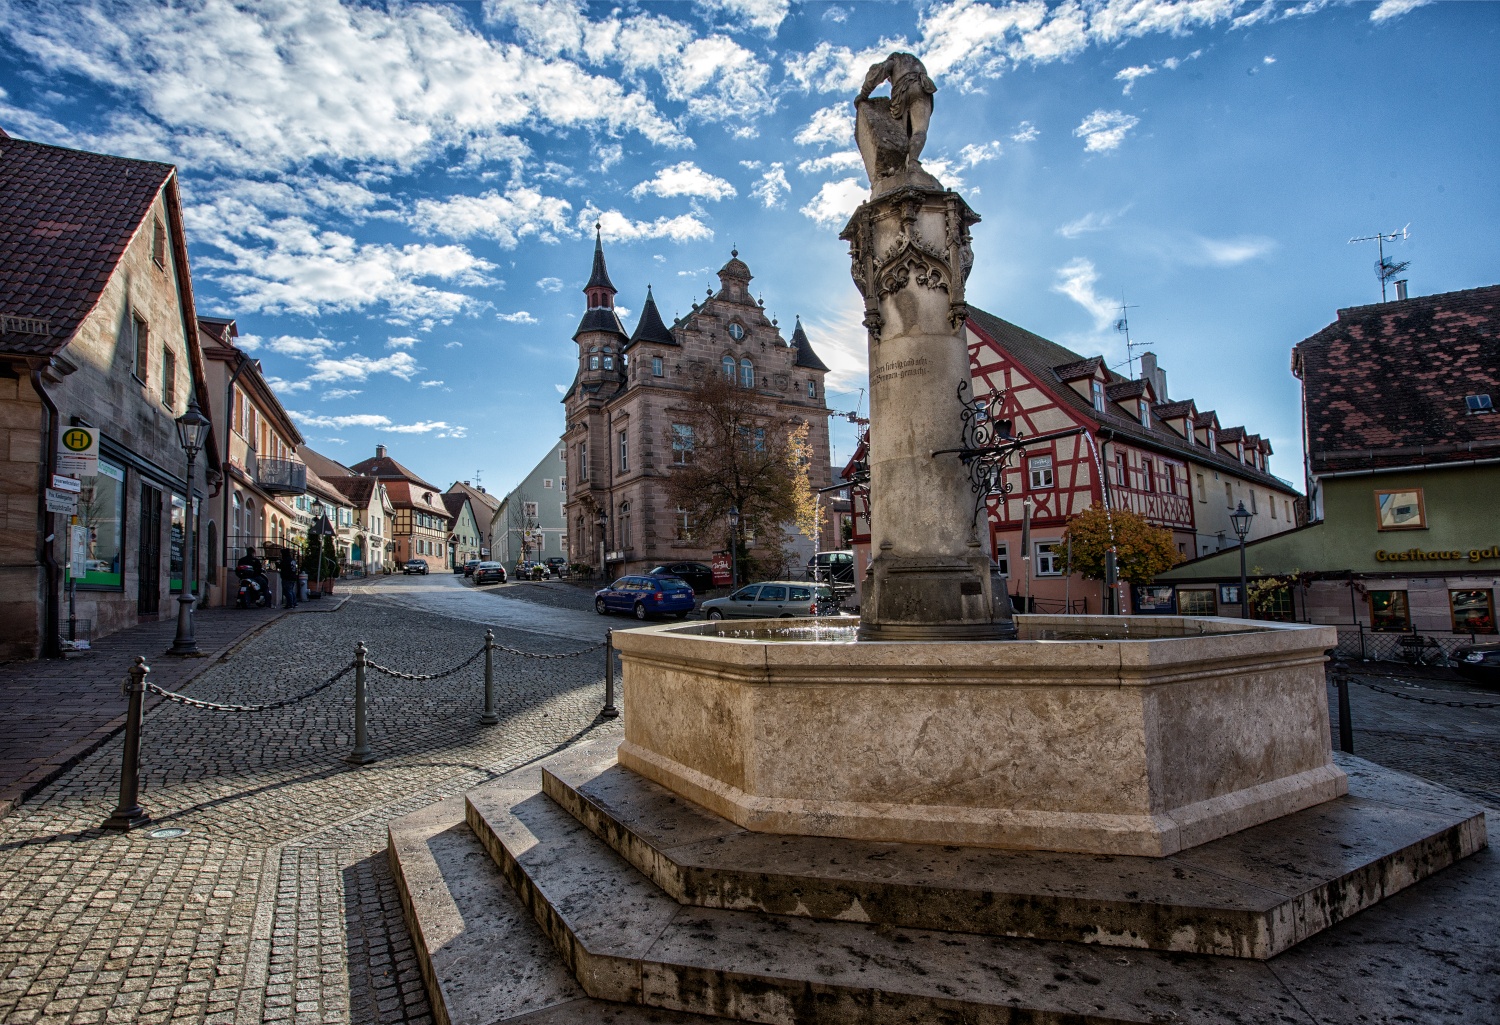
[387,55,1490,1025]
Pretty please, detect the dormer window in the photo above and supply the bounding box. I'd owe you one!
[1207,428,1216,450]
[1185,417,1195,444]
[1468,394,1494,413]
[1138,399,1150,428]
[1236,443,1244,462]
[1091,380,1104,412]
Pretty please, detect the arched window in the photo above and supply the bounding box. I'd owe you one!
[232,492,242,541]
[721,355,736,381]
[740,358,754,389]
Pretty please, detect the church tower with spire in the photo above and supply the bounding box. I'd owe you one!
[560,238,835,577]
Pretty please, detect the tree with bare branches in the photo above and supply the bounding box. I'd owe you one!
[661,372,820,581]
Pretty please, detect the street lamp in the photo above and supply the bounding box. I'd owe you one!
[308,501,335,598]
[596,509,608,579]
[728,505,741,591]
[169,398,211,655]
[1230,500,1254,619]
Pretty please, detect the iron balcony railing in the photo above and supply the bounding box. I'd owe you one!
[254,457,308,495]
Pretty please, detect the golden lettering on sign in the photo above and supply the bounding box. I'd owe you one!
[1374,545,1500,564]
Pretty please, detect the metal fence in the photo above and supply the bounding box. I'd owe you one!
[1332,624,1484,666]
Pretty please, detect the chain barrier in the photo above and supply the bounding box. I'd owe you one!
[492,640,607,660]
[1348,675,1500,710]
[366,645,487,681]
[142,664,355,713]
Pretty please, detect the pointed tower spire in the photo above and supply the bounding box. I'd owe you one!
[574,224,626,342]
[585,221,616,294]
[791,315,829,371]
[628,285,677,348]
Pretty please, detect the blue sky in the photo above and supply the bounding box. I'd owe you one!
[2,0,1495,494]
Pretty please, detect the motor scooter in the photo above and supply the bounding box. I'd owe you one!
[235,561,272,608]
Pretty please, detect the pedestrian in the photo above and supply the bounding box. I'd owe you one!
[279,548,300,609]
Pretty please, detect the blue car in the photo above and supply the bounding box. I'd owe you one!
[594,575,696,620]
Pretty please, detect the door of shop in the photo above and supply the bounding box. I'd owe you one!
[138,483,161,614]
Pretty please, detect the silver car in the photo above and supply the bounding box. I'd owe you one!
[701,580,841,620]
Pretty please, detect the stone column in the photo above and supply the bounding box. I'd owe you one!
[842,164,1005,640]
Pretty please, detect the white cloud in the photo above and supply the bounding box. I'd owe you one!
[594,143,624,171]
[629,160,736,201]
[386,336,418,349]
[1263,54,1276,64]
[321,388,362,400]
[409,189,572,246]
[537,277,564,292]
[444,341,464,349]
[694,0,789,35]
[798,302,871,393]
[1058,207,1128,239]
[796,150,863,175]
[1194,235,1276,266]
[1115,64,1156,95]
[1370,0,1432,22]
[1073,109,1139,152]
[265,376,311,394]
[256,334,340,359]
[582,206,713,243]
[750,163,790,208]
[957,141,1002,167]
[420,380,444,388]
[304,352,421,384]
[794,105,855,148]
[497,311,540,324]
[799,178,866,228]
[1052,258,1117,330]
[1011,121,1039,143]
[823,6,849,23]
[291,410,466,438]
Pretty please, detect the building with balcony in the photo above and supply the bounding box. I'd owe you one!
[201,317,305,605]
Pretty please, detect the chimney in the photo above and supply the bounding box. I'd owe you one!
[375,444,387,459]
[463,480,471,486]
[1139,351,1168,402]
[1394,279,1409,301]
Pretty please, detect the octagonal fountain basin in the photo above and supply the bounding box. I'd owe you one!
[611,614,1345,858]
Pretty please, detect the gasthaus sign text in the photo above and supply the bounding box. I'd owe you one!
[1375,545,1500,564]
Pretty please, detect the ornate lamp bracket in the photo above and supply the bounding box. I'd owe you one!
[932,379,1024,532]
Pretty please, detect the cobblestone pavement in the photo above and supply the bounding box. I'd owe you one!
[355,573,605,642]
[0,595,620,1025]
[1331,663,1500,808]
[0,606,284,817]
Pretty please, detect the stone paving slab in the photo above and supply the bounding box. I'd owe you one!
[0,605,284,817]
[539,743,1486,958]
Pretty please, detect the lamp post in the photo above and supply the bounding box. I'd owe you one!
[728,505,741,591]
[596,509,608,579]
[169,398,211,655]
[1230,500,1254,619]
[308,502,335,598]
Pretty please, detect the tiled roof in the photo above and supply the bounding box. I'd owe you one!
[382,479,451,517]
[1105,379,1149,401]
[446,481,499,519]
[1292,284,1500,474]
[573,307,628,341]
[0,137,174,357]
[627,286,676,348]
[348,453,439,491]
[1195,409,1221,430]
[440,492,469,520]
[967,306,1299,495]
[324,475,378,507]
[1053,356,1103,381]
[585,227,616,292]
[1153,400,1197,420]
[1218,426,1247,443]
[790,316,829,372]
[298,445,356,481]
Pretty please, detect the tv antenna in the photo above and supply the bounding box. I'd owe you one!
[1348,224,1410,302]
[473,469,482,488]
[1114,297,1141,378]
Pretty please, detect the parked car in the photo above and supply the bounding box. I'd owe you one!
[472,561,507,585]
[807,550,856,586]
[595,575,696,620]
[701,581,843,620]
[516,560,550,581]
[461,558,481,578]
[403,558,429,575]
[647,561,716,595]
[1452,641,1500,686]
[546,557,569,578]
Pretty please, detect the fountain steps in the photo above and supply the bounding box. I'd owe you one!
[387,737,1488,1025]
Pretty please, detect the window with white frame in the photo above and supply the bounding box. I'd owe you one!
[619,430,629,471]
[579,441,588,480]
[807,379,816,399]
[675,506,692,539]
[1091,380,1104,412]
[1138,399,1151,428]
[1036,541,1063,576]
[523,501,538,519]
[1184,416,1195,444]
[994,541,1009,576]
[652,356,663,377]
[721,355,736,381]
[1027,454,1054,489]
[740,358,755,389]
[671,423,694,464]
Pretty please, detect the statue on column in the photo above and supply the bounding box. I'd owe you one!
[854,52,939,190]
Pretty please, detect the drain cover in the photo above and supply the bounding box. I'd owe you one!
[147,827,188,839]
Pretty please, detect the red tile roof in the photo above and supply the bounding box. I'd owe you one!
[349,453,439,491]
[1292,285,1500,474]
[0,137,175,357]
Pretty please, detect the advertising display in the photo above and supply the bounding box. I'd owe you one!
[1132,584,1177,615]
[75,458,124,588]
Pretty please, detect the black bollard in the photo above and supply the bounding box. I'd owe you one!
[103,656,152,831]
[601,629,619,719]
[1333,659,1355,755]
[346,641,375,765]
[479,629,499,726]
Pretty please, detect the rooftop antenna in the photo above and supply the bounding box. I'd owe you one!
[1114,296,1141,378]
[1348,224,1410,302]
[473,469,482,488]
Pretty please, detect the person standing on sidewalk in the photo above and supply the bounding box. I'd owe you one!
[278,549,301,609]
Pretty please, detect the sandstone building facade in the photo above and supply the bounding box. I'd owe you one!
[562,234,834,578]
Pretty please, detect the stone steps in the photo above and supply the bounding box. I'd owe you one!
[539,746,1487,959]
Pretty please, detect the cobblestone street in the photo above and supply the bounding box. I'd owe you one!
[0,594,620,1025]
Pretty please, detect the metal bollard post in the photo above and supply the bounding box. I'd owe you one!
[1333,659,1355,755]
[346,641,375,765]
[479,629,499,726]
[103,656,152,831]
[600,629,619,719]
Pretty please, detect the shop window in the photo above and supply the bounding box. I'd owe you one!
[1035,541,1062,576]
[1255,586,1293,622]
[74,458,125,589]
[1451,589,1496,634]
[1028,455,1054,489]
[1368,590,1411,632]
[1178,588,1216,616]
[994,541,1009,576]
[1374,489,1425,530]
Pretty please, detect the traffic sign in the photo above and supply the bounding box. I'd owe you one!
[58,426,99,476]
[46,488,79,514]
[51,474,82,493]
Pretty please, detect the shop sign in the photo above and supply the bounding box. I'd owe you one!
[58,426,99,476]
[1375,545,1499,564]
[711,552,732,586]
[45,488,78,514]
[1132,584,1176,614]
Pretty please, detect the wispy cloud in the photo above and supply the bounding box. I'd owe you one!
[536,277,564,292]
[1052,258,1118,330]
[799,178,865,227]
[1194,235,1277,266]
[320,388,361,400]
[796,150,863,175]
[304,352,420,384]
[291,410,466,438]
[1115,64,1155,95]
[386,336,417,350]
[629,160,736,201]
[794,104,854,148]
[1371,0,1432,23]
[1057,207,1129,239]
[1011,121,1039,143]
[420,380,444,388]
[750,163,790,208]
[1073,110,1139,153]
[497,310,540,324]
